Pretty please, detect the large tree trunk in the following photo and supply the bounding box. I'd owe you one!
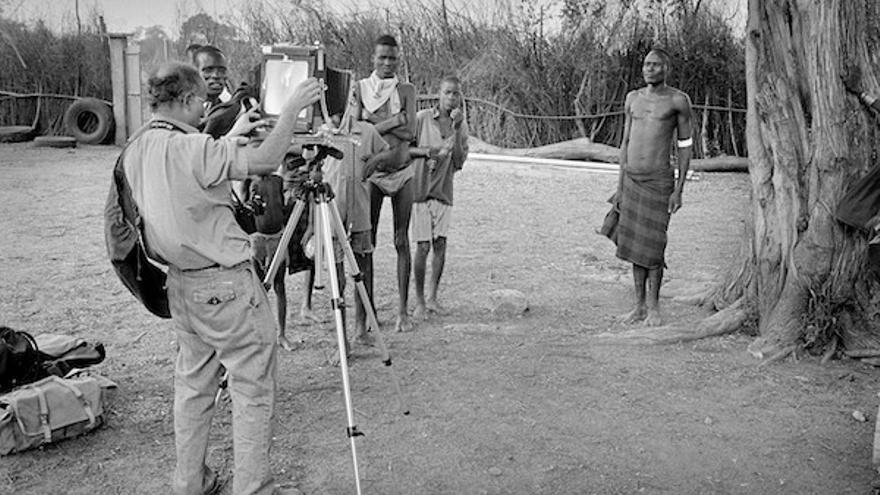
[742,0,880,358]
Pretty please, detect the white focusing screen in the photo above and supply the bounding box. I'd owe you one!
[263,59,310,116]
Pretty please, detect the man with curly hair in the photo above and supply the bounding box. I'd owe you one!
[122,62,320,495]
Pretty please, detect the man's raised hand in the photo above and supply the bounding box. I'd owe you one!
[450,108,464,129]
[282,78,322,115]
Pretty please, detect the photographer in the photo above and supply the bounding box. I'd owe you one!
[123,62,320,495]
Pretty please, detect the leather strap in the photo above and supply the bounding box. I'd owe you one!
[35,385,52,442]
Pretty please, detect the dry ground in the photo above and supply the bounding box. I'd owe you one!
[1,142,879,494]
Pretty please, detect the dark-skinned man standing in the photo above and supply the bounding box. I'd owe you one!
[351,34,419,332]
[615,48,694,327]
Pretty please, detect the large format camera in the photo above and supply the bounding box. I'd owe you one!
[258,43,352,134]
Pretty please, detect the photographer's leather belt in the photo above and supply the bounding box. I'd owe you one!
[179,260,251,272]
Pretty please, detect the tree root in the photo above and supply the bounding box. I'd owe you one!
[593,297,748,345]
[672,290,714,306]
[756,344,798,368]
[662,280,715,305]
[820,338,838,364]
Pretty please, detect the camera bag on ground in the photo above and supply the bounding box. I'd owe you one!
[0,373,117,455]
[34,333,106,379]
[0,327,46,394]
[0,328,107,395]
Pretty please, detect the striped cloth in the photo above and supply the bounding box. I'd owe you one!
[615,169,675,269]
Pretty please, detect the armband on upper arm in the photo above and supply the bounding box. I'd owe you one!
[861,92,877,107]
[677,137,693,148]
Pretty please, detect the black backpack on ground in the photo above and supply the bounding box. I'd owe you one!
[41,341,106,378]
[0,328,107,393]
[0,327,46,393]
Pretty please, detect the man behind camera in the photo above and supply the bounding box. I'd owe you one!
[123,62,320,495]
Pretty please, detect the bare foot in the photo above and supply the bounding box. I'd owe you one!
[328,348,353,367]
[277,334,302,352]
[299,307,324,324]
[354,332,375,347]
[644,307,663,327]
[426,299,448,315]
[395,314,414,333]
[413,303,428,321]
[618,306,647,324]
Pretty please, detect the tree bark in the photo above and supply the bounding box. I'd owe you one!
[741,0,880,358]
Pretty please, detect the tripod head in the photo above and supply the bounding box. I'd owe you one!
[304,143,344,163]
[288,143,344,199]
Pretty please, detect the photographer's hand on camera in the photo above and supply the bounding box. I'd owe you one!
[225,107,266,138]
[245,78,322,176]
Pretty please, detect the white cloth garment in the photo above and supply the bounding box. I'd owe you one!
[359,72,401,115]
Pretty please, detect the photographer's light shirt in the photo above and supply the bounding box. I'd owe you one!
[123,116,252,270]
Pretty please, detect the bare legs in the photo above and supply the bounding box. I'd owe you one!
[352,251,374,345]
[413,236,447,320]
[620,264,663,326]
[273,267,298,351]
[370,182,414,332]
[298,267,321,323]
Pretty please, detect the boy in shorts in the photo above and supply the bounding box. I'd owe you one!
[411,76,469,320]
[249,171,297,349]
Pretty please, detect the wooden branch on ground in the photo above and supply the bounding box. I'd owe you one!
[468,136,620,163]
[468,136,749,172]
[591,297,748,345]
[690,155,749,172]
[843,349,880,358]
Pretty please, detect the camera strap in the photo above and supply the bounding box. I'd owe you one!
[148,119,189,134]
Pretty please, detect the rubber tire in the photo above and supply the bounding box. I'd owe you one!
[63,98,114,144]
[33,136,77,149]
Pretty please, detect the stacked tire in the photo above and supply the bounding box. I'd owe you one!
[63,98,114,145]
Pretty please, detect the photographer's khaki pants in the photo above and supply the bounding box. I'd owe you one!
[167,262,278,495]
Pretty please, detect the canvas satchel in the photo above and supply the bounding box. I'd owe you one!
[0,374,117,455]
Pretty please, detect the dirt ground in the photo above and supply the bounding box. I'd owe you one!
[1,142,880,495]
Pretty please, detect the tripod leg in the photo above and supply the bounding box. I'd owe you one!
[313,200,325,290]
[326,198,410,416]
[317,200,363,495]
[263,198,306,289]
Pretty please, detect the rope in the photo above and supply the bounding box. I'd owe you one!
[0,90,112,106]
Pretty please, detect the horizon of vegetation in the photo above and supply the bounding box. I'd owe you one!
[1,0,747,153]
